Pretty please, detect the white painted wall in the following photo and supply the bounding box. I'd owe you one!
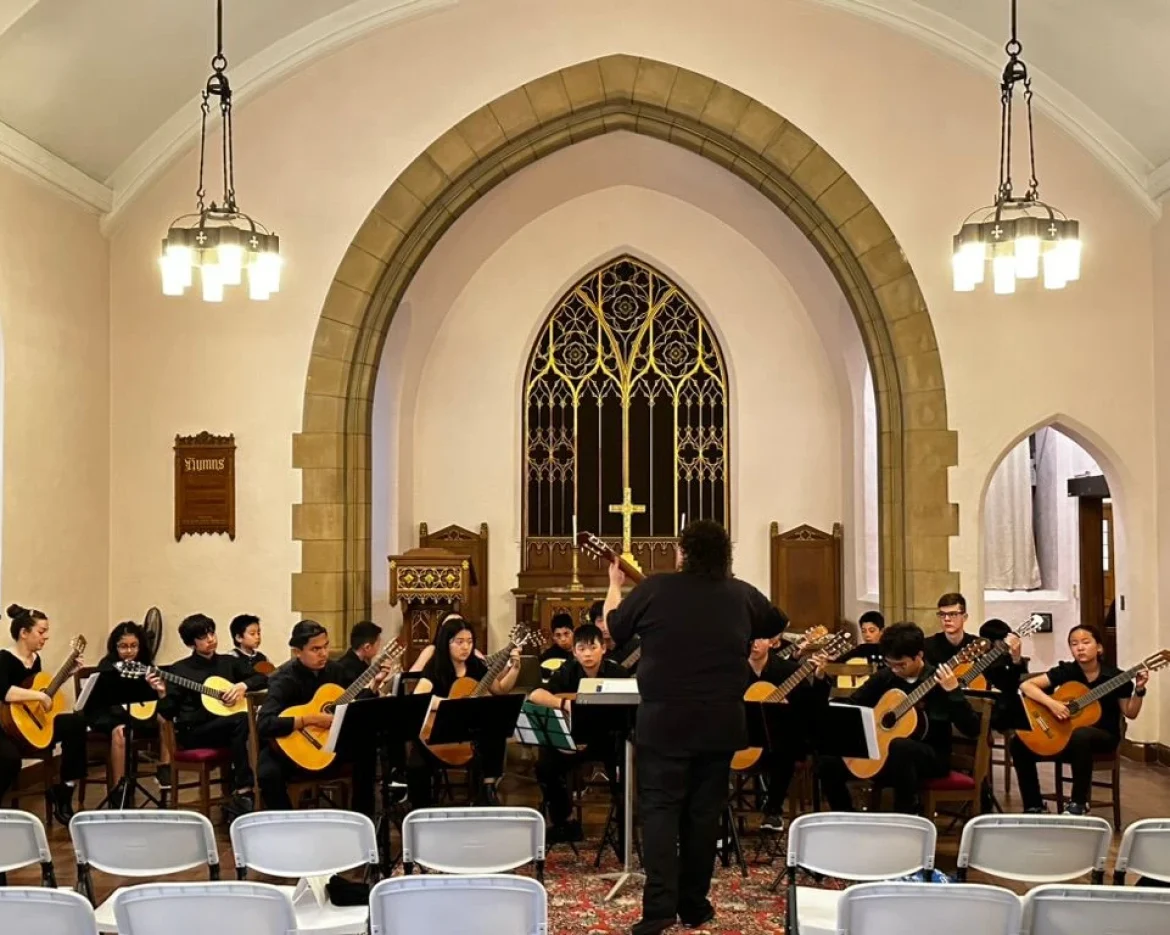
[0,162,109,673]
[101,0,1162,734]
[371,133,860,643]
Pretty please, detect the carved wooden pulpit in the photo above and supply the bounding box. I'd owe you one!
[388,547,479,668]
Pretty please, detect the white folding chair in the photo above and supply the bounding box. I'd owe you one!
[1022,884,1170,935]
[956,814,1111,885]
[0,886,97,933]
[230,809,378,935]
[369,874,547,935]
[112,881,297,935]
[838,882,1021,935]
[1113,819,1170,885]
[0,809,56,886]
[69,810,220,933]
[783,812,938,935]
[401,807,546,880]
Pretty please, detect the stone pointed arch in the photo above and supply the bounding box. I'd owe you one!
[291,54,958,638]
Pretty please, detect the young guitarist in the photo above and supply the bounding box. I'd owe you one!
[157,613,267,813]
[229,614,270,675]
[592,598,642,672]
[0,605,87,821]
[540,614,576,665]
[409,617,521,808]
[528,623,625,844]
[746,635,831,832]
[924,592,978,665]
[336,620,384,683]
[818,622,981,814]
[839,611,886,665]
[1012,623,1145,815]
[256,620,392,815]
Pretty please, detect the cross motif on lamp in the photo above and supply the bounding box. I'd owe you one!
[608,487,646,570]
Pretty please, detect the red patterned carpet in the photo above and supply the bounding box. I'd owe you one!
[541,840,840,935]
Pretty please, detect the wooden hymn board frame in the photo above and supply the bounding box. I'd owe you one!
[174,432,236,540]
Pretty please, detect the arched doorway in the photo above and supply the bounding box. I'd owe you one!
[291,54,957,637]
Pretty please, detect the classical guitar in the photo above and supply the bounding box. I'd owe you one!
[733,631,853,771]
[253,660,276,676]
[419,625,539,767]
[275,640,405,771]
[774,626,829,662]
[1015,649,1170,757]
[0,636,87,750]
[954,614,1045,691]
[576,532,646,583]
[843,638,990,779]
[115,660,248,718]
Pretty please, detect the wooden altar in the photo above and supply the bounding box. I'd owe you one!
[389,547,479,667]
[769,522,843,632]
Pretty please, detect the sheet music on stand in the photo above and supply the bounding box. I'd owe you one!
[73,673,100,711]
[514,701,577,751]
[322,702,350,753]
[820,703,880,758]
[575,677,640,703]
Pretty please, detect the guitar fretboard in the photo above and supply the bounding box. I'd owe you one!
[337,644,403,706]
[44,646,83,700]
[156,669,227,702]
[1067,664,1145,714]
[958,641,1008,685]
[471,641,517,698]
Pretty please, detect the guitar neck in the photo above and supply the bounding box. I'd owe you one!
[1070,664,1144,712]
[472,642,515,698]
[768,658,818,702]
[338,645,401,706]
[44,648,81,699]
[158,669,226,701]
[895,670,945,718]
[959,641,1007,685]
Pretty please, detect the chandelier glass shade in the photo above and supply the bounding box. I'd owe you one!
[160,1,280,301]
[952,0,1080,295]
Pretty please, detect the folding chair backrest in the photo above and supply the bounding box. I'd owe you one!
[957,815,1111,884]
[402,807,545,873]
[1114,819,1170,884]
[230,809,377,878]
[0,809,51,873]
[0,886,96,932]
[369,875,547,935]
[787,813,936,881]
[838,882,1021,935]
[1022,884,1170,935]
[70,810,219,876]
[112,881,297,935]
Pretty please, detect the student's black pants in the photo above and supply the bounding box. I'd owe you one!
[257,745,376,817]
[634,745,731,933]
[0,712,88,801]
[406,735,507,809]
[177,714,253,790]
[818,738,948,813]
[1010,727,1117,810]
[535,739,619,826]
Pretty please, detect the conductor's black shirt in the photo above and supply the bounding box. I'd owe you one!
[607,574,786,753]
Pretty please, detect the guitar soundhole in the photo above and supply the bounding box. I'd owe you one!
[880,711,898,730]
[322,703,334,716]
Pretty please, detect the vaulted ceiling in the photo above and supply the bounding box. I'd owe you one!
[1,0,1166,218]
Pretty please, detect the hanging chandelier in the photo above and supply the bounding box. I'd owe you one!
[159,0,280,301]
[952,0,1080,294]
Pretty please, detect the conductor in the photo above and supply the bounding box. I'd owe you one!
[605,520,786,935]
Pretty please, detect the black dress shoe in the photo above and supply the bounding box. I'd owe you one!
[49,783,75,825]
[480,783,501,806]
[630,918,676,935]
[681,906,716,929]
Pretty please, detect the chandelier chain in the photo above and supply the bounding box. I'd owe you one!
[997,0,1040,205]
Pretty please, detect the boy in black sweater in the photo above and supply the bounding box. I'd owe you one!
[818,621,981,814]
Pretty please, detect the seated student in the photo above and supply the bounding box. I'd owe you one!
[1012,623,1145,815]
[818,621,981,814]
[539,614,576,665]
[745,635,831,832]
[409,617,521,807]
[86,621,171,797]
[336,620,383,684]
[976,618,1026,695]
[924,592,978,665]
[157,613,267,813]
[839,611,886,664]
[230,614,270,674]
[593,598,642,672]
[257,620,391,815]
[0,604,88,822]
[409,613,487,673]
[528,623,625,842]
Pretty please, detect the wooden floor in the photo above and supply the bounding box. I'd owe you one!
[7,754,1170,899]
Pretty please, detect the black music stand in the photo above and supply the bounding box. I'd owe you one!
[427,693,526,792]
[336,691,433,873]
[80,671,163,809]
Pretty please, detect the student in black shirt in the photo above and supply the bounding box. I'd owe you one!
[336,621,383,684]
[745,635,831,832]
[539,613,575,665]
[86,621,171,797]
[591,597,641,672]
[839,610,886,664]
[1012,623,1146,814]
[409,617,521,808]
[408,613,486,673]
[257,620,391,815]
[924,592,978,665]
[818,622,981,815]
[230,614,270,674]
[976,618,1028,712]
[528,623,625,842]
[0,604,89,822]
[157,614,267,812]
[606,520,785,935]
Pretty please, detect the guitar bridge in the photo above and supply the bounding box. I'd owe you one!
[300,728,323,750]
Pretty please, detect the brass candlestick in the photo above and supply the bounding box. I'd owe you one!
[570,539,584,590]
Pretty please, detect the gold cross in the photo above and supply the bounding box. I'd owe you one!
[608,486,646,567]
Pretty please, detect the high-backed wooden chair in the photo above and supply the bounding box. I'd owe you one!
[1051,725,1124,828]
[158,717,231,818]
[72,667,112,807]
[921,696,994,827]
[244,692,350,811]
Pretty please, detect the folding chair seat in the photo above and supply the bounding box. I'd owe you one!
[837,881,1020,935]
[401,806,545,880]
[369,874,547,935]
[955,814,1111,885]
